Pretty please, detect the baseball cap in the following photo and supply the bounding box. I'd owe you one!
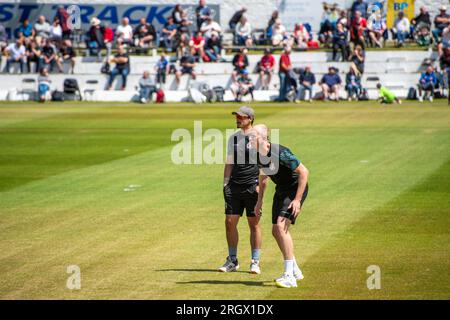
[232,106,255,119]
[440,5,447,11]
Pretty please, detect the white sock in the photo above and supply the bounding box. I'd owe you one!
[284,260,294,276]
[293,257,301,272]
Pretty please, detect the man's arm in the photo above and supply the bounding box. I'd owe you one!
[224,156,233,186]
[254,173,268,216]
[288,163,309,218]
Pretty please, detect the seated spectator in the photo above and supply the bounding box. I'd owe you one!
[50,17,63,43]
[257,49,275,90]
[350,11,367,48]
[351,0,368,20]
[345,67,362,101]
[56,6,71,40]
[37,67,51,102]
[412,9,432,46]
[411,6,431,31]
[231,48,249,81]
[107,45,130,90]
[418,66,438,102]
[196,0,212,32]
[271,19,287,46]
[438,28,450,57]
[103,22,114,60]
[176,52,197,87]
[265,10,279,42]
[189,31,206,61]
[87,18,105,61]
[231,70,254,102]
[116,17,133,46]
[337,9,348,29]
[293,23,310,49]
[154,53,169,86]
[229,7,247,31]
[349,44,365,76]
[295,66,316,103]
[177,19,192,59]
[0,23,8,50]
[5,39,26,73]
[319,3,334,45]
[377,83,401,104]
[392,11,410,47]
[17,20,35,40]
[367,12,387,47]
[161,17,178,52]
[332,23,349,62]
[25,39,41,73]
[34,16,51,42]
[204,31,222,62]
[40,38,60,73]
[320,67,342,101]
[235,16,253,47]
[200,15,222,40]
[139,71,157,103]
[172,5,185,25]
[134,18,156,48]
[433,6,450,44]
[57,39,76,74]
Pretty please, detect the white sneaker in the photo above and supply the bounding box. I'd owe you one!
[418,96,424,102]
[275,274,297,288]
[218,256,239,273]
[250,259,261,274]
[140,98,147,103]
[429,96,433,102]
[293,268,304,281]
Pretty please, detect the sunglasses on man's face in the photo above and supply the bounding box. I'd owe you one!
[236,115,249,120]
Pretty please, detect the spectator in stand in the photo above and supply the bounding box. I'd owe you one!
[411,6,431,31]
[231,47,249,82]
[103,22,114,59]
[176,52,197,87]
[37,68,51,102]
[235,16,253,47]
[438,27,450,57]
[196,0,212,31]
[0,23,6,67]
[25,39,41,73]
[139,71,157,103]
[345,67,362,101]
[87,18,105,61]
[50,17,63,44]
[190,31,206,61]
[116,17,133,46]
[258,49,275,90]
[278,46,292,102]
[134,18,157,48]
[57,39,76,74]
[5,39,26,73]
[433,6,450,44]
[161,17,178,52]
[332,23,349,62]
[295,66,316,103]
[229,7,247,31]
[337,9,348,30]
[266,10,279,42]
[205,31,222,62]
[439,47,450,91]
[231,69,254,102]
[418,65,438,102]
[350,0,368,19]
[17,20,35,40]
[271,19,287,47]
[155,53,169,87]
[350,11,367,48]
[56,6,71,40]
[172,5,185,25]
[177,19,192,59]
[200,15,222,41]
[107,45,130,90]
[412,7,432,46]
[293,23,310,49]
[319,3,334,44]
[349,44,365,76]
[40,38,61,73]
[320,67,342,101]
[34,15,51,42]
[367,10,386,47]
[392,11,410,47]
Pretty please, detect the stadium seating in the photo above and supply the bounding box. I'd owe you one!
[0,50,438,102]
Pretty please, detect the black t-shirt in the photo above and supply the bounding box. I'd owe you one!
[258,144,301,192]
[115,53,129,69]
[60,46,76,58]
[42,45,55,58]
[227,131,259,186]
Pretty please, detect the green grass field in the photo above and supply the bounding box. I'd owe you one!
[0,101,449,300]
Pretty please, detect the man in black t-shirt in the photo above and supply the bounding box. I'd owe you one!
[219,106,262,275]
[106,45,130,90]
[57,39,76,74]
[251,124,309,289]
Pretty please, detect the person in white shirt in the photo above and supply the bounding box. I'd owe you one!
[5,40,26,73]
[34,15,51,41]
[271,19,286,46]
[50,17,63,42]
[200,16,222,40]
[116,17,133,45]
[392,11,411,47]
[235,16,253,47]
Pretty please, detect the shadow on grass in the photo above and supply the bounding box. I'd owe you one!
[176,280,273,287]
[156,268,248,274]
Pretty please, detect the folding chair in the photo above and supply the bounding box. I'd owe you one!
[20,78,37,101]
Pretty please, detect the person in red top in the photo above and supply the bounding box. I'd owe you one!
[189,31,205,61]
[103,22,114,60]
[278,46,292,101]
[258,49,276,90]
[350,11,367,48]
